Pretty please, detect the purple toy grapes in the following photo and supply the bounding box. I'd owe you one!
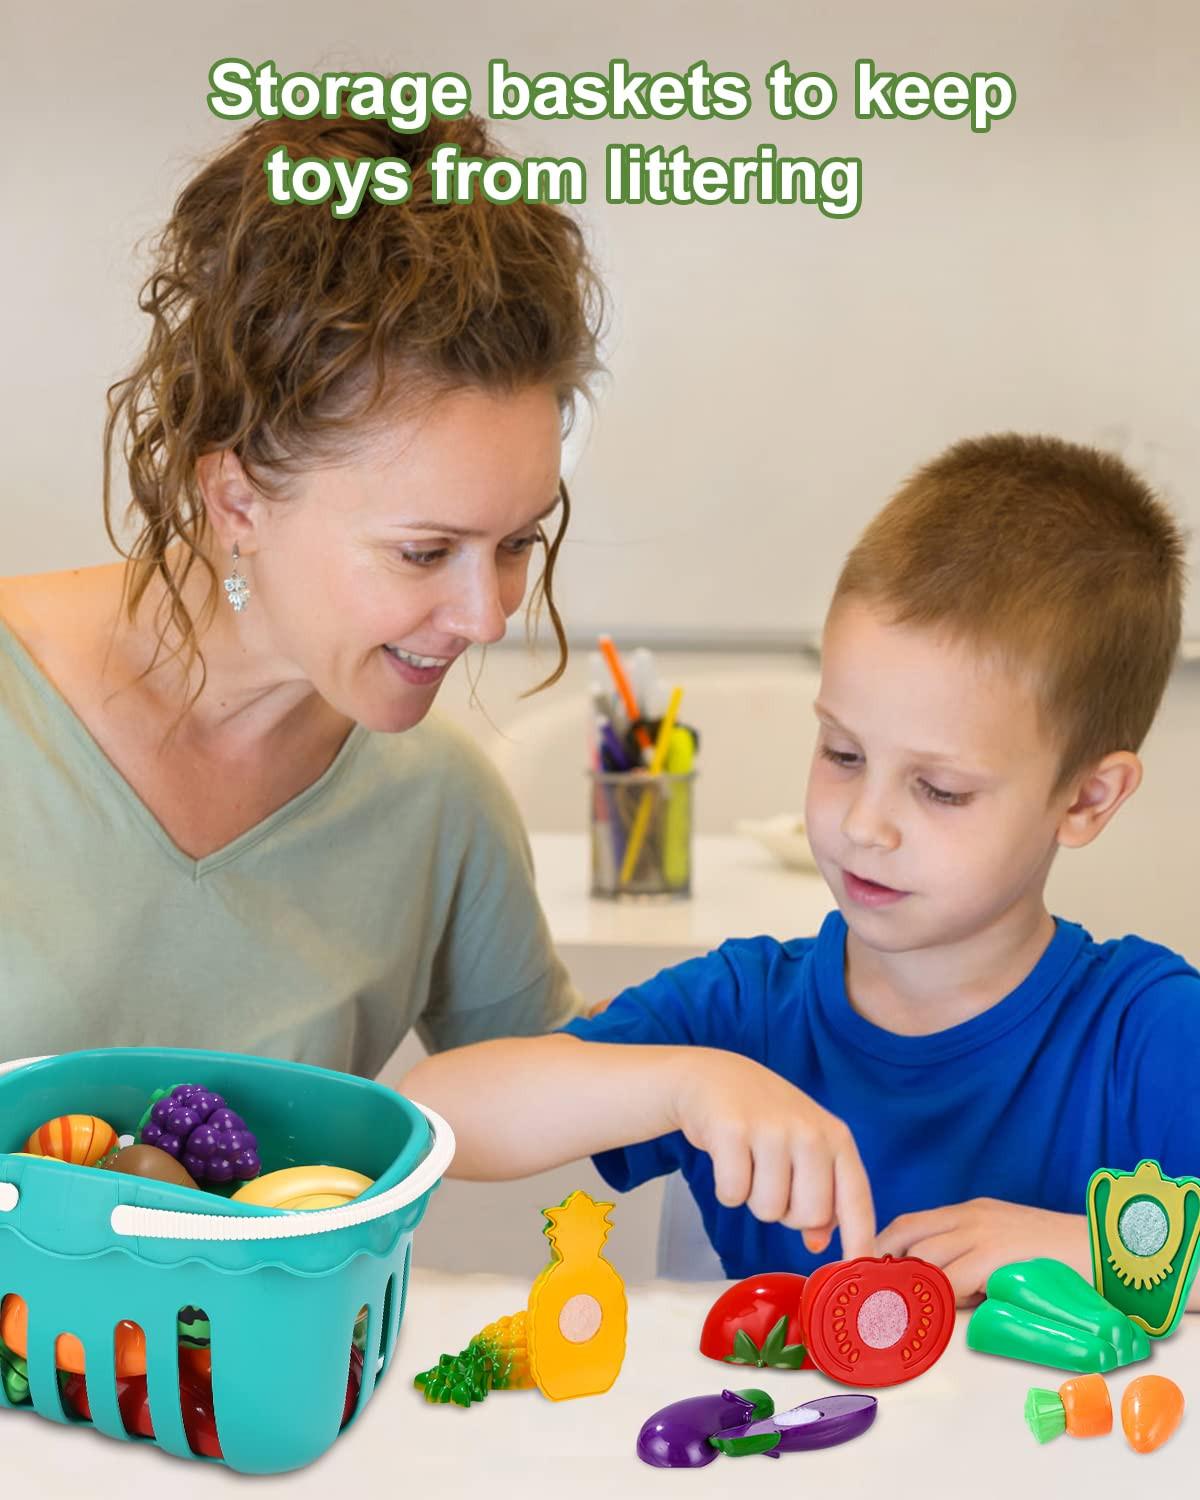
[140,1084,261,1184]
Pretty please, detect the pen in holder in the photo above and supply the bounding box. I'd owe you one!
[589,769,696,899]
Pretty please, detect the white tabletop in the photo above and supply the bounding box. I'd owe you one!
[530,833,834,950]
[8,1269,1195,1497]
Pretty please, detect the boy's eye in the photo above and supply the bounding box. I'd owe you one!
[918,778,972,807]
[820,744,861,768]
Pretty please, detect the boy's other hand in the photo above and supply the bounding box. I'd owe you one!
[874,1198,1091,1306]
[668,1049,876,1258]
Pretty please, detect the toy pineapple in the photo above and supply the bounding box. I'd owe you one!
[413,1190,626,1407]
[527,1190,626,1400]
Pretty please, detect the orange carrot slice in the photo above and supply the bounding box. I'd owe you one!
[1121,1375,1185,1453]
[1060,1374,1112,1437]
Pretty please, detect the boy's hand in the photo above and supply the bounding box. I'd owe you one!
[668,1049,875,1258]
[874,1198,1091,1305]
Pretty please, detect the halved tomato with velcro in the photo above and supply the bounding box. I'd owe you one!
[801,1255,955,1386]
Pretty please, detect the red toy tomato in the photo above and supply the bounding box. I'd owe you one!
[699,1272,815,1370]
[802,1255,954,1387]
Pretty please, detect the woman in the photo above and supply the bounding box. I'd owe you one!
[0,111,603,1072]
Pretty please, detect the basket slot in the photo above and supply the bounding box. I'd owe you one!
[377,1274,396,1373]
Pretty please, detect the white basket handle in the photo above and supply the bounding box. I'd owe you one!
[109,1104,455,1241]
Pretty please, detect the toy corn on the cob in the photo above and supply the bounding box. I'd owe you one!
[414,1312,535,1407]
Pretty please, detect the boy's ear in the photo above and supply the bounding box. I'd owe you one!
[194,450,264,555]
[1055,751,1143,849]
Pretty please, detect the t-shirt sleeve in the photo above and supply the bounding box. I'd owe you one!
[558,945,752,1194]
[415,735,584,1054]
[1111,965,1200,1180]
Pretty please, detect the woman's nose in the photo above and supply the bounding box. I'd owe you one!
[841,784,901,851]
[436,564,508,646]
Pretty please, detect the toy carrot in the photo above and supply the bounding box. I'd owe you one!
[1121,1374,1184,1453]
[1024,1373,1112,1443]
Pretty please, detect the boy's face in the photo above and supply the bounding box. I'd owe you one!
[804,599,1071,956]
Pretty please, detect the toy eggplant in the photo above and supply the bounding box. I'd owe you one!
[710,1393,878,1456]
[637,1388,774,1468]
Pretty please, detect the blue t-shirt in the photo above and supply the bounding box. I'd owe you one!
[560,912,1200,1278]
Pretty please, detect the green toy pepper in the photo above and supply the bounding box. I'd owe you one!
[1087,1160,1200,1339]
[967,1257,1148,1372]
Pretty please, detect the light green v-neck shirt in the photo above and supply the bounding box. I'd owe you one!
[0,619,581,1073]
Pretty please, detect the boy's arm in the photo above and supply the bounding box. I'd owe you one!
[401,1033,689,1179]
[399,1032,877,1256]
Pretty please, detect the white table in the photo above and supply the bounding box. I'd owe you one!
[529,832,835,1002]
[6,1270,1195,1497]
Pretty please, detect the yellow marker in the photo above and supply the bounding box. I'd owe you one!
[527,1190,627,1400]
[663,726,696,888]
[618,686,684,886]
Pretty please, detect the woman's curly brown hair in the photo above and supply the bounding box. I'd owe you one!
[103,111,605,702]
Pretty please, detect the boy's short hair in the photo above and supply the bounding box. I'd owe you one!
[831,433,1187,791]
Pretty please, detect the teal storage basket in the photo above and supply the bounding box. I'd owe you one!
[0,1048,454,1474]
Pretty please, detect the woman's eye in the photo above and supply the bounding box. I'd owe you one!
[400,548,449,566]
[918,778,972,807]
[502,533,541,556]
[820,744,860,768]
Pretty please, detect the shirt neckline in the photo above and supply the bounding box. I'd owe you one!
[813,909,1087,1065]
[0,612,368,879]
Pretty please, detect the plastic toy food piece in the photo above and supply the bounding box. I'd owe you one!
[1087,1160,1200,1340]
[230,1163,374,1209]
[637,1388,775,1468]
[100,1144,201,1190]
[0,1337,30,1404]
[527,1190,626,1400]
[1024,1373,1113,1443]
[414,1311,535,1407]
[0,1294,147,1378]
[1121,1374,1185,1453]
[710,1393,878,1456]
[139,1084,261,1184]
[967,1258,1149,1372]
[800,1255,954,1387]
[699,1272,813,1369]
[22,1114,119,1167]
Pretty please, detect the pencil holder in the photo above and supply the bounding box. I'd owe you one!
[0,1048,454,1475]
[589,770,696,898]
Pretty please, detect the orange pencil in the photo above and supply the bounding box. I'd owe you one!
[597,636,654,758]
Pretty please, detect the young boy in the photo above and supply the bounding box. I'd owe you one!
[403,432,1200,1303]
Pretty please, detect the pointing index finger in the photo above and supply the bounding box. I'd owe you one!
[833,1137,876,1259]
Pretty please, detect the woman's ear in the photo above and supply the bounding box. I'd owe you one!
[1056,751,1143,849]
[195,450,263,554]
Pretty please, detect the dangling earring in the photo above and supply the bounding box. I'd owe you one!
[224,541,250,613]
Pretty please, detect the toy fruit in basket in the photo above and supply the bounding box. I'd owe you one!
[231,1163,374,1209]
[100,1144,200,1189]
[23,1114,118,1167]
[0,1294,150,1378]
[414,1190,626,1407]
[138,1084,261,1184]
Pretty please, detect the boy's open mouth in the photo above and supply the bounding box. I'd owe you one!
[843,870,909,908]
